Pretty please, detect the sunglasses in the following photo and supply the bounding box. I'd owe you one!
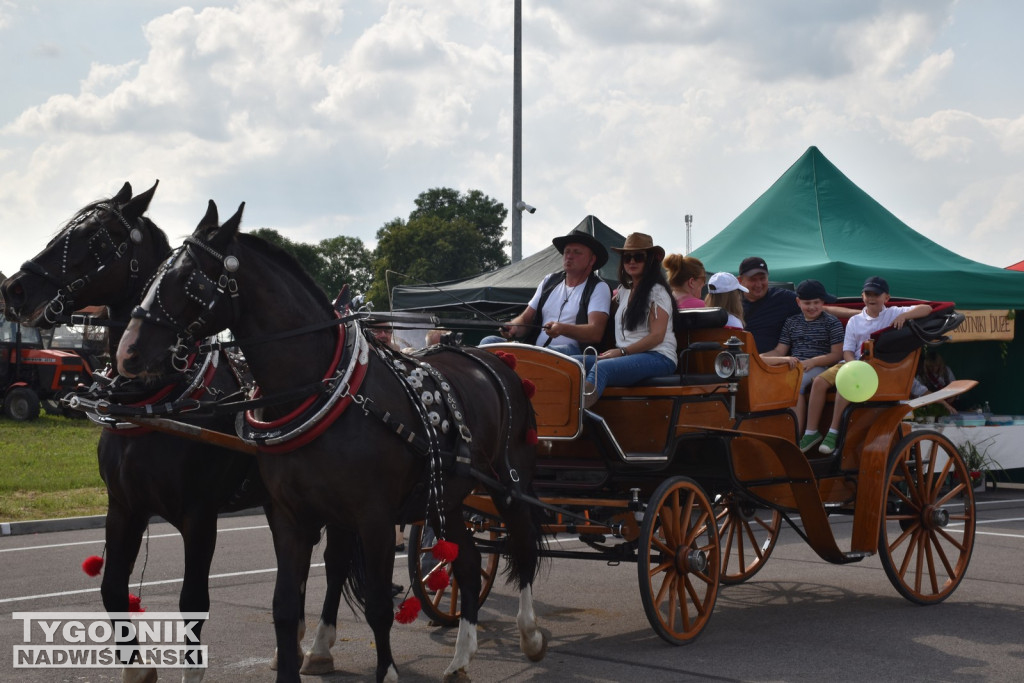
[621,251,647,263]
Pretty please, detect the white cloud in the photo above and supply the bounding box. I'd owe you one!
[2,0,1023,281]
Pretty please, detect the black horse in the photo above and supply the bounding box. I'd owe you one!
[1,184,358,683]
[115,200,546,683]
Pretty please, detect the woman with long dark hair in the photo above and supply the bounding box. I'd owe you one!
[574,233,677,408]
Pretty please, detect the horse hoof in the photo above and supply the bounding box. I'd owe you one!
[443,668,471,683]
[522,630,548,662]
[300,654,335,675]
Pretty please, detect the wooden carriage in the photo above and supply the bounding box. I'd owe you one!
[409,301,977,645]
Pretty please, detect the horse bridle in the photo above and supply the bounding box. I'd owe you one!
[131,235,240,370]
[19,202,145,324]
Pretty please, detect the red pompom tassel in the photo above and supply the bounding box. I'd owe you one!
[394,597,421,624]
[526,428,538,445]
[432,539,459,562]
[426,568,450,592]
[521,379,536,399]
[82,555,104,577]
[495,351,517,370]
[128,594,145,613]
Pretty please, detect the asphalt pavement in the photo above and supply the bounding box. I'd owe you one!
[2,490,1023,682]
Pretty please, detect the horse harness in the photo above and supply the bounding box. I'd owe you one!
[19,201,148,325]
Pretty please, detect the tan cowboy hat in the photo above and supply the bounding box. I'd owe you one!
[611,232,666,264]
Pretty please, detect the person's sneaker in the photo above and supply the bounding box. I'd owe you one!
[799,433,822,453]
[818,432,838,455]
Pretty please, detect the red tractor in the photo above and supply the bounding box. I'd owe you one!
[1,319,91,421]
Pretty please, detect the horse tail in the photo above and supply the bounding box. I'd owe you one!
[472,348,546,590]
[320,526,367,621]
[342,534,368,616]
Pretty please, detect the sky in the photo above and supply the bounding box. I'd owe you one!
[2,0,1024,287]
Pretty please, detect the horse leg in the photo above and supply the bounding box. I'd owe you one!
[100,502,156,683]
[498,498,546,662]
[268,515,316,683]
[442,514,481,683]
[301,524,353,675]
[177,511,218,683]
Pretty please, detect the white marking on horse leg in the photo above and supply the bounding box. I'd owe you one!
[300,621,336,675]
[443,618,477,679]
[182,666,205,683]
[517,585,546,661]
[384,662,400,682]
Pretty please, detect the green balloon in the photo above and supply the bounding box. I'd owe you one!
[836,360,879,403]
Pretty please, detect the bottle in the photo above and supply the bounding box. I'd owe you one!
[983,401,991,415]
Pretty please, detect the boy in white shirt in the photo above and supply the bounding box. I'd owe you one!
[805,276,932,455]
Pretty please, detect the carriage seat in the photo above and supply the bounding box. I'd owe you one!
[632,307,729,387]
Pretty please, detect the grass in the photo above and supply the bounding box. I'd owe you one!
[0,413,106,522]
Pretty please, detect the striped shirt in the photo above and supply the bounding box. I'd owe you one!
[778,312,844,360]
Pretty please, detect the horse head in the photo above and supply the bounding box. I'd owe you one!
[117,199,245,379]
[1,181,165,327]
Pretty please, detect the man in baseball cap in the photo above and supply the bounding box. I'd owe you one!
[737,256,800,352]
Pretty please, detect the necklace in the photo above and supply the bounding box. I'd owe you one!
[562,282,577,304]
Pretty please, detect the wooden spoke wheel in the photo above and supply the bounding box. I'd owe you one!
[714,492,781,585]
[407,521,500,627]
[878,430,976,605]
[638,476,720,645]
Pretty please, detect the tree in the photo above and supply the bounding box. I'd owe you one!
[410,188,509,273]
[370,188,510,308]
[318,235,373,299]
[249,228,372,302]
[368,215,483,307]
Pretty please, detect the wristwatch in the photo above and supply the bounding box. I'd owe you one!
[620,347,627,356]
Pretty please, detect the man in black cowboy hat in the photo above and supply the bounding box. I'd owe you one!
[480,229,611,354]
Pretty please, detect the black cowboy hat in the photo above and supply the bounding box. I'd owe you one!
[552,229,609,270]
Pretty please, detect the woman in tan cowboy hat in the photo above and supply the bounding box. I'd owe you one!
[574,232,677,408]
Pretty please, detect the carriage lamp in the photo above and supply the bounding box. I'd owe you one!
[714,336,750,379]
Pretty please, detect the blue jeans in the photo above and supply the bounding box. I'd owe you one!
[479,336,579,355]
[573,352,677,398]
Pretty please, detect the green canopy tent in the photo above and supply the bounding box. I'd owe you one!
[390,215,626,316]
[692,146,1024,310]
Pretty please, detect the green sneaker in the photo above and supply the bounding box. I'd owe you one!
[818,432,838,455]
[799,433,822,453]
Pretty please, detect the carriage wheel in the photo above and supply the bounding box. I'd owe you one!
[714,492,781,585]
[878,430,976,605]
[637,476,720,645]
[407,521,500,627]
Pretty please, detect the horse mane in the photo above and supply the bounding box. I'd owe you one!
[236,232,335,316]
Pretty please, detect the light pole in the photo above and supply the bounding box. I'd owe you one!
[511,0,523,262]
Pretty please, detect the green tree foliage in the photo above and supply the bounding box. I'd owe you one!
[249,228,372,301]
[370,188,509,308]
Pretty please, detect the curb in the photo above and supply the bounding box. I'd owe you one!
[1,507,264,537]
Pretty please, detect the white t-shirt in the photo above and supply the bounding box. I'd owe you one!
[614,284,677,363]
[528,273,612,351]
[844,305,918,359]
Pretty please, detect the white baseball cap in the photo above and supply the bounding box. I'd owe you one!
[707,271,749,294]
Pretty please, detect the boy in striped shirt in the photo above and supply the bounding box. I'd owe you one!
[761,279,844,449]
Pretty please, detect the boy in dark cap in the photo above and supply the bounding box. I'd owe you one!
[805,276,933,455]
[761,279,845,449]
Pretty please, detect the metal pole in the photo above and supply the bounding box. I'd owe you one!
[684,214,693,255]
[511,0,522,262]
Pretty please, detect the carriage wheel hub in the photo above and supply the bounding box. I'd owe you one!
[679,547,708,574]
[927,506,949,529]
